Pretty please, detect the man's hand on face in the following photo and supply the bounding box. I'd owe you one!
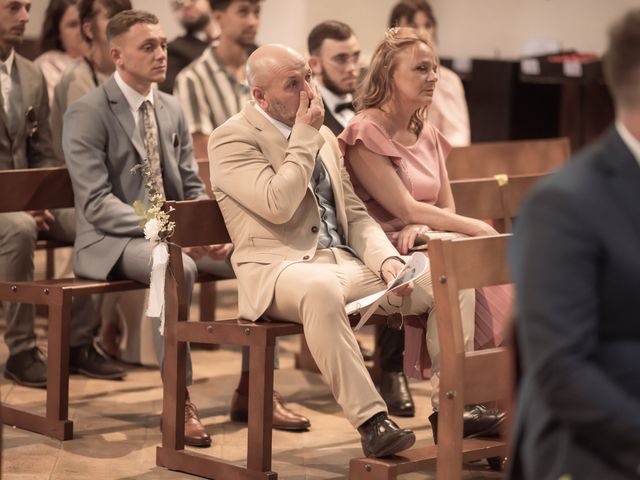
[28,209,55,232]
[295,83,324,130]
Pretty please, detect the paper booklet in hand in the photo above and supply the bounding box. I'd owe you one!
[345,253,428,331]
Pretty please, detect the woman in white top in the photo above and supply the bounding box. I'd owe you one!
[35,0,88,106]
[389,0,471,147]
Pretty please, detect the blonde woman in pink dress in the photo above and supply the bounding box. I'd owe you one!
[339,27,504,441]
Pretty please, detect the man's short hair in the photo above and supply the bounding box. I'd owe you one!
[106,9,159,44]
[604,8,640,108]
[208,0,260,12]
[307,20,354,56]
[78,0,132,43]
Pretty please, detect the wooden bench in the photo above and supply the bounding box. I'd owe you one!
[0,167,218,440]
[349,234,514,479]
[446,137,570,181]
[156,198,388,480]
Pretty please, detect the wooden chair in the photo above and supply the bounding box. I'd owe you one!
[446,137,570,181]
[349,234,513,479]
[156,198,388,479]
[0,167,217,440]
[451,173,548,233]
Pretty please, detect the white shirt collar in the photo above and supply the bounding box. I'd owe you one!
[114,70,154,112]
[0,49,15,76]
[254,102,292,139]
[319,84,352,113]
[616,120,640,168]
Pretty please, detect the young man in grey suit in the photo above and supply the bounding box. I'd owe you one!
[0,0,124,387]
[507,8,640,479]
[62,9,236,448]
[307,20,416,418]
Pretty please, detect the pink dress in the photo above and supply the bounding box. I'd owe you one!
[338,113,452,245]
[339,113,510,379]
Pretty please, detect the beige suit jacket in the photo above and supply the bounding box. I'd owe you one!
[209,101,398,320]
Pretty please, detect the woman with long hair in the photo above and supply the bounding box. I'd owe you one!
[339,27,503,440]
[35,0,89,106]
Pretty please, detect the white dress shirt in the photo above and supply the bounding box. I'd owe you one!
[320,84,354,128]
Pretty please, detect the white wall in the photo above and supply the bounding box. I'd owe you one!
[430,0,640,59]
[25,0,640,59]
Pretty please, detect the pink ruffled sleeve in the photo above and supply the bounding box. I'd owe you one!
[338,115,402,163]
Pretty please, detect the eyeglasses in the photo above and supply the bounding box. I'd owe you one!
[328,52,360,68]
[385,296,404,330]
[172,0,195,9]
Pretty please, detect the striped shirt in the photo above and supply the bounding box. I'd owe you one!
[173,45,250,136]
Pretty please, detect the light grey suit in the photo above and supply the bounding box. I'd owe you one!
[62,76,232,382]
[0,53,97,354]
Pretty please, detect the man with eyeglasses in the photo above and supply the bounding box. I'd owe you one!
[307,20,417,419]
[159,0,219,93]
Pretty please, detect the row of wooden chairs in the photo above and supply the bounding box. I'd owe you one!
[1,137,569,478]
[0,167,222,440]
[157,198,514,480]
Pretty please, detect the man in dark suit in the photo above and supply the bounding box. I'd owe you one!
[158,0,218,93]
[507,8,640,479]
[0,0,124,388]
[307,20,416,418]
[62,9,231,447]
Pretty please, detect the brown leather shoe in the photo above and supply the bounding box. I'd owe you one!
[230,390,311,431]
[184,398,211,447]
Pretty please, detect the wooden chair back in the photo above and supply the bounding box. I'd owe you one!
[446,137,570,180]
[0,167,74,213]
[428,234,513,478]
[451,173,547,233]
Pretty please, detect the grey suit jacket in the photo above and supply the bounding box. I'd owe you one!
[62,75,206,280]
[507,126,640,480]
[0,53,55,170]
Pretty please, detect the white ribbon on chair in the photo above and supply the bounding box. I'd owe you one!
[146,242,169,335]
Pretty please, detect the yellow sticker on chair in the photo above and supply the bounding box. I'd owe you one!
[494,174,509,186]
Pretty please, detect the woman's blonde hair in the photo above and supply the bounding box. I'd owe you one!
[355,27,436,136]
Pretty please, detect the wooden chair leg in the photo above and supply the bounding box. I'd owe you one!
[247,343,275,473]
[45,248,55,279]
[46,295,73,440]
[194,282,218,350]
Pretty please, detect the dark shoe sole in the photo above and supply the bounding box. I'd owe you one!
[184,437,212,448]
[4,369,46,388]
[70,367,127,380]
[365,431,416,458]
[464,416,506,439]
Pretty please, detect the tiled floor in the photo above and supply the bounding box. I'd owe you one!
[2,266,504,479]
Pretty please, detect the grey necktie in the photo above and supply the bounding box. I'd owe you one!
[0,64,17,135]
[140,100,165,198]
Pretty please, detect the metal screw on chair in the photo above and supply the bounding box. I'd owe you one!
[11,285,17,292]
[207,325,213,333]
[244,328,251,336]
[364,464,372,472]
[446,390,456,399]
[43,288,50,295]
[438,275,447,284]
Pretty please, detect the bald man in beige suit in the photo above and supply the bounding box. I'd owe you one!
[208,44,457,457]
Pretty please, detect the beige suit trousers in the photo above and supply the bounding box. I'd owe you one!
[266,248,475,427]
